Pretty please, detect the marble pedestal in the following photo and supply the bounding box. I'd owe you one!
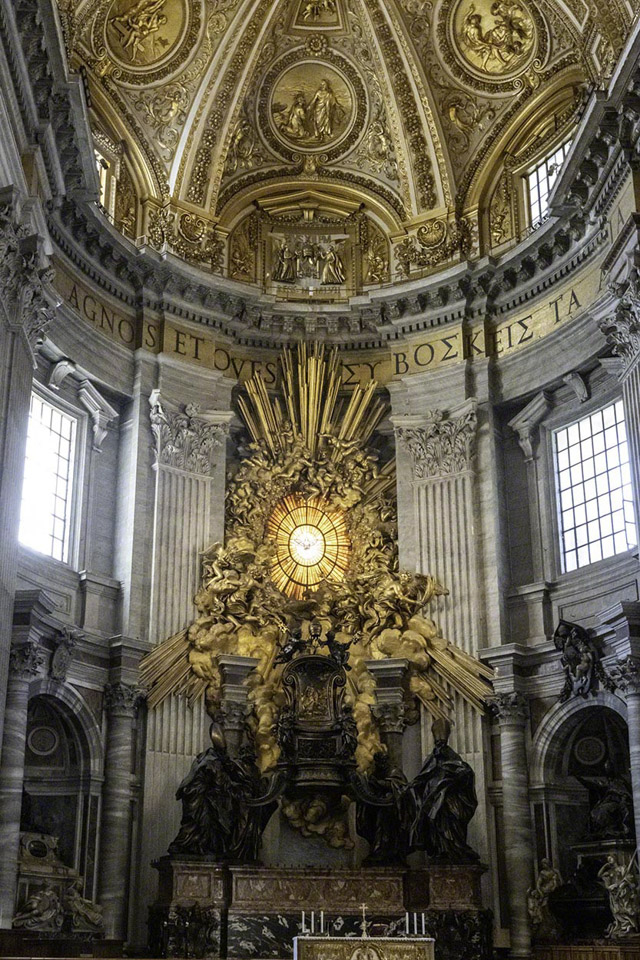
[149,860,492,960]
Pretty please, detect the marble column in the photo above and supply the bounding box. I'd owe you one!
[98,682,141,940]
[489,692,534,959]
[612,656,640,843]
[367,659,408,769]
[0,642,44,927]
[218,655,258,757]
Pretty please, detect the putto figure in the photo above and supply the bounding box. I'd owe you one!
[553,619,616,702]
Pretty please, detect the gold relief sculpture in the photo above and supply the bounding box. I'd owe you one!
[105,0,185,66]
[271,64,353,150]
[295,0,340,27]
[141,344,494,826]
[271,236,347,287]
[489,170,514,246]
[228,215,258,283]
[114,164,137,238]
[453,0,536,76]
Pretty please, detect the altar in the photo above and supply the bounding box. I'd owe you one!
[294,937,435,960]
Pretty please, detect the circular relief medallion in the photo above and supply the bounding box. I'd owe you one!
[440,0,544,91]
[27,725,59,757]
[98,0,199,85]
[259,51,367,163]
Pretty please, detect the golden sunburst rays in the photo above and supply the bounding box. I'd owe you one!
[267,494,350,598]
[237,342,388,460]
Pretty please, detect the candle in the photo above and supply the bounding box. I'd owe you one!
[311,910,315,934]
[405,912,409,935]
[320,910,324,933]
[302,910,305,933]
[413,912,417,935]
[421,913,425,936]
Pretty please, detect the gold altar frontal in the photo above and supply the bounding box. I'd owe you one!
[294,938,435,960]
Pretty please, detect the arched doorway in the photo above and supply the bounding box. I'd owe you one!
[534,702,630,879]
[19,695,100,901]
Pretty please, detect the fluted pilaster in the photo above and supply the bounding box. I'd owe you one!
[489,692,533,959]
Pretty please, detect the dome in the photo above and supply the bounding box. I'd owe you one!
[61,0,628,312]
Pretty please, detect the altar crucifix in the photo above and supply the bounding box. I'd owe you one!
[360,903,368,938]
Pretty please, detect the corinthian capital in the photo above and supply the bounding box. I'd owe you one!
[0,195,57,350]
[610,656,640,696]
[149,391,229,476]
[104,682,143,717]
[396,405,477,479]
[372,701,406,734]
[600,269,640,372]
[488,691,529,725]
[9,642,44,680]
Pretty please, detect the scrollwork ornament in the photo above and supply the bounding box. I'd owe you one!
[149,393,228,476]
[9,642,44,680]
[104,682,143,717]
[396,408,477,480]
[488,691,528,724]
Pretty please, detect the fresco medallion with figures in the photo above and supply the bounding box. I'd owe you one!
[96,0,200,84]
[259,49,367,162]
[440,0,546,91]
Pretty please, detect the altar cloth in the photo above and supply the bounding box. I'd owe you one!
[294,936,435,960]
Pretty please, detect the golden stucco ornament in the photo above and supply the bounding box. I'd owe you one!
[141,344,493,843]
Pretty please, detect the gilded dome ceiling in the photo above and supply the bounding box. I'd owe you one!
[58,0,638,294]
